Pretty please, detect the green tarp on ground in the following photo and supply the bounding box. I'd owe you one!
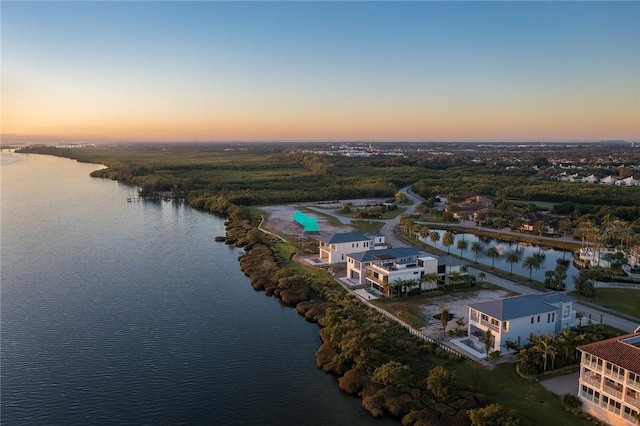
[293,210,320,233]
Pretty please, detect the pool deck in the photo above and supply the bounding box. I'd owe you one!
[355,288,381,300]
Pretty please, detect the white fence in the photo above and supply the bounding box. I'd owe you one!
[355,294,471,360]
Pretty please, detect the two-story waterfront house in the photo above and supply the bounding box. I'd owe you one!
[345,247,438,296]
[317,232,386,264]
[577,332,640,426]
[437,255,468,285]
[466,293,577,353]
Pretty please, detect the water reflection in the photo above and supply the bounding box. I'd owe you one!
[417,230,579,289]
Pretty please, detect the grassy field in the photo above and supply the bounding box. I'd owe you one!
[451,362,590,426]
[508,198,559,210]
[569,288,640,318]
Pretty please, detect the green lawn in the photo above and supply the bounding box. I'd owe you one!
[569,288,640,318]
[508,198,559,210]
[451,362,591,426]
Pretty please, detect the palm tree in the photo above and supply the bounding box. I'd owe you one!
[522,255,542,280]
[613,221,633,250]
[477,271,486,283]
[420,272,440,292]
[442,231,455,254]
[533,220,546,236]
[419,225,430,242]
[471,241,483,263]
[494,217,506,232]
[456,239,468,257]
[510,216,524,233]
[476,210,488,228]
[390,278,405,298]
[449,271,463,286]
[429,231,440,248]
[486,246,500,268]
[557,219,572,261]
[400,215,416,239]
[440,306,450,337]
[505,251,521,274]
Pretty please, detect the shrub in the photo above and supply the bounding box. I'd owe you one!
[561,393,582,415]
[488,350,500,361]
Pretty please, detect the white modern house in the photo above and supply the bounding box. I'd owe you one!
[317,232,386,264]
[616,176,638,187]
[466,293,577,353]
[577,332,640,426]
[583,174,599,184]
[345,247,438,295]
[437,255,469,285]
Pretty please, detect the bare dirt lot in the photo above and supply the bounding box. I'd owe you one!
[419,288,515,338]
[258,198,387,242]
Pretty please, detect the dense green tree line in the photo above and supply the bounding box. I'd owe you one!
[18,145,640,225]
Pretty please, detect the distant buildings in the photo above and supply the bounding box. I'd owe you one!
[552,172,638,186]
[577,332,640,425]
[448,195,494,222]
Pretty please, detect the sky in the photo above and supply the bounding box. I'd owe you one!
[2,1,639,143]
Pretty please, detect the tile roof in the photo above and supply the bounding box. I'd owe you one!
[578,332,640,374]
[467,293,573,321]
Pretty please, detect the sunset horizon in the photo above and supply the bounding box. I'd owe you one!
[3,1,638,144]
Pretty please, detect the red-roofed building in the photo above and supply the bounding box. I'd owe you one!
[577,332,640,425]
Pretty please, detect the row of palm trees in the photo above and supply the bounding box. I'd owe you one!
[516,323,617,375]
[403,217,546,280]
[576,215,639,266]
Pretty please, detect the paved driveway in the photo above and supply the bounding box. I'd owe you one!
[539,371,579,397]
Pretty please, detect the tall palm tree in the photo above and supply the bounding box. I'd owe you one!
[522,255,542,280]
[456,239,468,257]
[505,251,521,274]
[486,246,500,268]
[420,272,440,292]
[471,241,483,263]
[440,306,450,337]
[533,220,546,236]
[419,225,430,242]
[510,216,524,233]
[442,231,455,254]
[429,231,440,248]
[557,220,572,261]
[613,221,633,250]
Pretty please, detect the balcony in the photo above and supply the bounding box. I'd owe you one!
[605,368,626,382]
[478,318,500,332]
[583,360,602,371]
[628,379,640,392]
[603,383,623,399]
[625,395,640,409]
[581,375,601,389]
[365,270,387,286]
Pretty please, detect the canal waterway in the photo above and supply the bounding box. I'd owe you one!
[0,152,395,425]
[417,229,580,289]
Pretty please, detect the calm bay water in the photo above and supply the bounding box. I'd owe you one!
[1,152,394,425]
